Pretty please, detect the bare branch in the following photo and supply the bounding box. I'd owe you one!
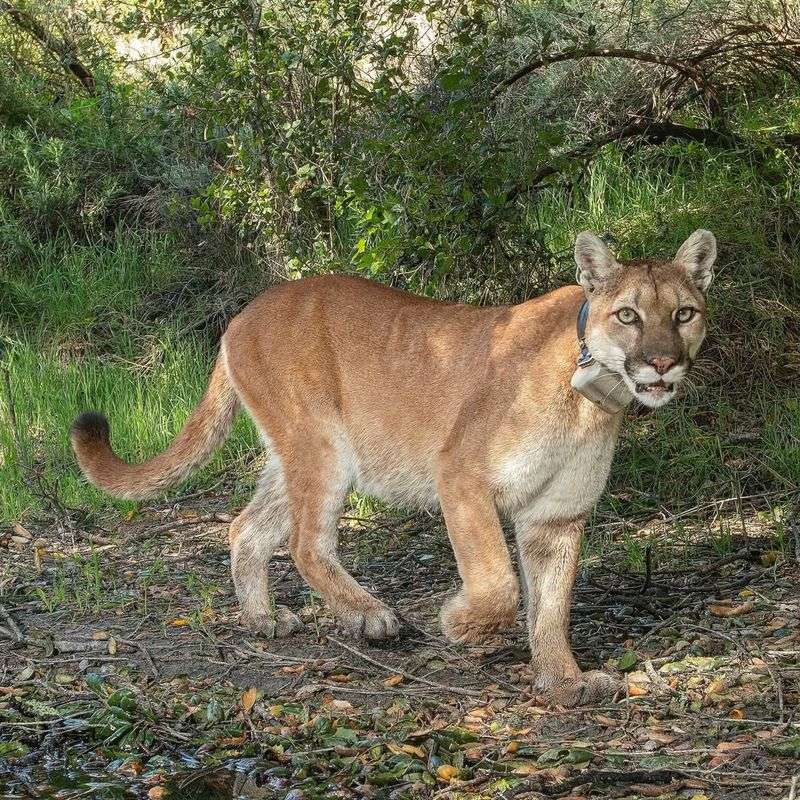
[505,118,799,204]
[491,46,706,98]
[0,0,95,94]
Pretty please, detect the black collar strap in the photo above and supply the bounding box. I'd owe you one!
[576,299,593,367]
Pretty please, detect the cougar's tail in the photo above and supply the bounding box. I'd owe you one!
[70,352,239,501]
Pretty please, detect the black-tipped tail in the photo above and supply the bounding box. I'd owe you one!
[70,354,239,500]
[70,411,110,446]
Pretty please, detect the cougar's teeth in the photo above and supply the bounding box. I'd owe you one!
[635,381,674,393]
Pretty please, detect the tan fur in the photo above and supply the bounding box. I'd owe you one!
[71,354,238,500]
[71,231,715,704]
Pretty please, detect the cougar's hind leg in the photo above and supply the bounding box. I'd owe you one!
[229,456,301,639]
[284,429,400,641]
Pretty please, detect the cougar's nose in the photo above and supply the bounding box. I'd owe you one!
[649,356,676,375]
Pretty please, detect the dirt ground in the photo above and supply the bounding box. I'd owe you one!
[1,501,799,799]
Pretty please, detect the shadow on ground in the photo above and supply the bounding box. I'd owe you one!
[1,505,798,799]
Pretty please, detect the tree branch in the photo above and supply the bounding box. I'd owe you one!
[504,119,767,204]
[0,0,95,94]
[492,47,706,98]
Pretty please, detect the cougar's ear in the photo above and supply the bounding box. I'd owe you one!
[674,229,716,292]
[574,232,620,295]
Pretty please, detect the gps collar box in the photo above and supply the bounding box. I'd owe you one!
[570,300,633,415]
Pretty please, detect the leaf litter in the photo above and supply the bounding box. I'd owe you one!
[1,504,798,799]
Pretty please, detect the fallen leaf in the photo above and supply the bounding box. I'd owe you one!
[11,522,32,540]
[760,550,779,566]
[241,687,259,713]
[629,786,671,798]
[218,735,247,746]
[685,656,719,670]
[383,674,403,687]
[294,683,323,700]
[148,788,168,800]
[715,742,747,751]
[628,684,648,697]
[33,541,46,571]
[708,601,754,618]
[169,618,190,627]
[512,761,540,775]
[540,766,570,783]
[647,730,676,744]
[387,741,426,759]
[592,714,619,727]
[538,747,592,765]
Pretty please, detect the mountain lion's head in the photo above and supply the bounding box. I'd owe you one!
[574,229,717,409]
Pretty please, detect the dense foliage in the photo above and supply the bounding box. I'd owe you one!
[0,0,798,522]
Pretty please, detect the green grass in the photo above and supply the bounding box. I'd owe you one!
[0,232,184,338]
[0,332,259,522]
[33,552,108,614]
[1,141,798,526]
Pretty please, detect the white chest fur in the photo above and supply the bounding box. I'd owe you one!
[494,412,621,520]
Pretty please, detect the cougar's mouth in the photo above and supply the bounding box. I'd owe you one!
[635,380,674,394]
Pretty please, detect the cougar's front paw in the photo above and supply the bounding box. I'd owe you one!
[241,605,303,639]
[440,589,518,644]
[535,667,621,707]
[338,603,400,641]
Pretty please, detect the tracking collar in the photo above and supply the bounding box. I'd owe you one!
[576,299,593,367]
[570,299,633,414]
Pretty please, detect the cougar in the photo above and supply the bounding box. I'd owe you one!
[71,229,716,705]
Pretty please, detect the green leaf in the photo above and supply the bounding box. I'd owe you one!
[439,71,463,91]
[0,740,29,758]
[618,650,638,671]
[766,736,800,758]
[107,689,137,713]
[205,698,225,724]
[85,672,105,693]
[332,727,359,744]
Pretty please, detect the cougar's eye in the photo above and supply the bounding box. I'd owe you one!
[615,307,639,325]
[676,306,696,323]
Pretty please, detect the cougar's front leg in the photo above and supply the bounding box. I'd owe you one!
[437,468,519,644]
[515,512,618,706]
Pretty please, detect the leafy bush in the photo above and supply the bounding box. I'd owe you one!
[0,0,798,521]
